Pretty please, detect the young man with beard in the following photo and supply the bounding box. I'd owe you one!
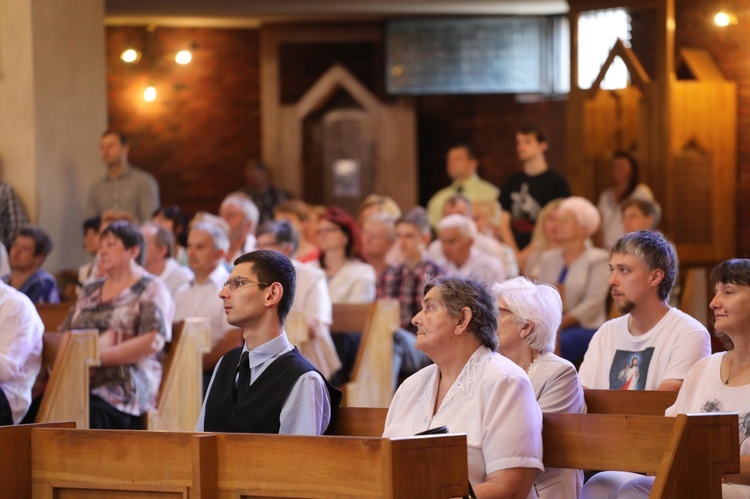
[578,231,710,391]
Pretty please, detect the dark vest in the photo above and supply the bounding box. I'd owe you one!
[204,346,341,434]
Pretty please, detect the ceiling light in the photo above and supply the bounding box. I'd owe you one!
[714,12,738,27]
[121,49,141,63]
[175,50,192,65]
[143,86,157,102]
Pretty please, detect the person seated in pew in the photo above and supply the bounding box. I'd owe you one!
[578,231,710,391]
[255,220,342,381]
[581,258,750,498]
[0,280,44,425]
[219,192,259,268]
[377,207,444,385]
[273,199,321,263]
[174,220,240,392]
[621,197,662,234]
[77,216,101,294]
[141,222,194,297]
[361,212,397,278]
[60,221,174,429]
[196,250,341,434]
[152,205,191,266]
[494,276,585,499]
[536,196,609,368]
[311,207,376,386]
[383,275,543,498]
[2,224,60,304]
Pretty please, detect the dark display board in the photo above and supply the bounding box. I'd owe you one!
[386,17,546,95]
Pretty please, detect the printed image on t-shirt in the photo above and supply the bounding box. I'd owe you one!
[510,183,542,229]
[608,348,655,390]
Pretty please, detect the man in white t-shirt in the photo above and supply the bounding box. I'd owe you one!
[579,230,710,391]
[256,220,341,381]
[173,220,241,389]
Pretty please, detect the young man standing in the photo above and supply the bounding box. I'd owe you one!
[499,125,570,267]
[196,250,340,434]
[578,231,711,391]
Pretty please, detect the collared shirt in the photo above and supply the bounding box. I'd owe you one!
[0,281,43,423]
[377,259,447,332]
[86,164,160,223]
[435,246,507,286]
[0,182,29,248]
[196,332,332,435]
[2,269,60,305]
[174,264,231,348]
[158,258,194,298]
[426,174,500,228]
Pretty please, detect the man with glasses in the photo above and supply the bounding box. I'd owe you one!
[196,249,341,434]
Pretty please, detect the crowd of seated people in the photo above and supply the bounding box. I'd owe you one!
[5,124,749,499]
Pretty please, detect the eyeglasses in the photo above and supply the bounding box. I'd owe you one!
[222,276,268,291]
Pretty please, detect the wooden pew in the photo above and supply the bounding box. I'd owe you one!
[145,318,211,431]
[584,389,678,416]
[20,428,468,498]
[35,330,100,429]
[35,301,74,332]
[0,422,76,499]
[330,407,739,499]
[330,299,399,408]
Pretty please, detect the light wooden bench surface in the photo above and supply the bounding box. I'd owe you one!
[584,388,679,416]
[330,299,399,408]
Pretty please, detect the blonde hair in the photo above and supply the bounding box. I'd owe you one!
[529,198,564,251]
[357,194,402,224]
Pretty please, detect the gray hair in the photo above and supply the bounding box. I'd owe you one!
[141,222,174,258]
[191,220,230,253]
[611,230,677,301]
[397,206,431,235]
[257,220,300,255]
[425,275,498,351]
[363,212,397,241]
[437,213,476,239]
[221,192,260,231]
[492,277,562,354]
[558,196,601,237]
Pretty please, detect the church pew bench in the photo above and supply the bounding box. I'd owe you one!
[329,299,399,408]
[12,428,468,498]
[584,388,678,416]
[145,318,211,431]
[35,301,75,332]
[330,407,739,499]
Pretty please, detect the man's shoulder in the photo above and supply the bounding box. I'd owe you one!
[591,315,630,342]
[129,166,158,184]
[0,280,38,317]
[662,307,709,335]
[469,176,500,198]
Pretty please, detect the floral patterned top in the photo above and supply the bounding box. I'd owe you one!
[61,272,174,416]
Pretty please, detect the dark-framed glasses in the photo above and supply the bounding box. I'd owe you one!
[222,276,268,291]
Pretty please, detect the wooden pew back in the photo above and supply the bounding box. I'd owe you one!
[35,302,74,332]
[331,299,399,408]
[35,330,100,429]
[584,389,678,416]
[24,428,468,499]
[145,318,211,431]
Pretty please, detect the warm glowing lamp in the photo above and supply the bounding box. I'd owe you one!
[121,49,141,63]
[714,11,738,27]
[175,50,192,65]
[143,86,157,102]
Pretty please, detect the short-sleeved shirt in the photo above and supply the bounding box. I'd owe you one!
[61,273,173,416]
[2,269,60,305]
[500,170,570,250]
[383,347,543,493]
[579,307,711,390]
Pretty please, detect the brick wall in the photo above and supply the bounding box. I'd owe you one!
[106,27,261,217]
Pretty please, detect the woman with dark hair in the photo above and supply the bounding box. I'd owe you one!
[384,276,543,498]
[581,258,750,498]
[152,205,190,265]
[597,151,654,248]
[60,221,174,429]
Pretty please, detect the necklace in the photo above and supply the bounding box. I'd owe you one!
[723,352,750,385]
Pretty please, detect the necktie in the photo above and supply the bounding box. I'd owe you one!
[234,351,250,401]
[456,184,464,194]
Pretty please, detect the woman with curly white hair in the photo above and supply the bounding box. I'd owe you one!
[494,276,585,499]
[536,196,610,367]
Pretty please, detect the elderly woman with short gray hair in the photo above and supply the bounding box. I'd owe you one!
[383,275,543,498]
[494,277,585,499]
